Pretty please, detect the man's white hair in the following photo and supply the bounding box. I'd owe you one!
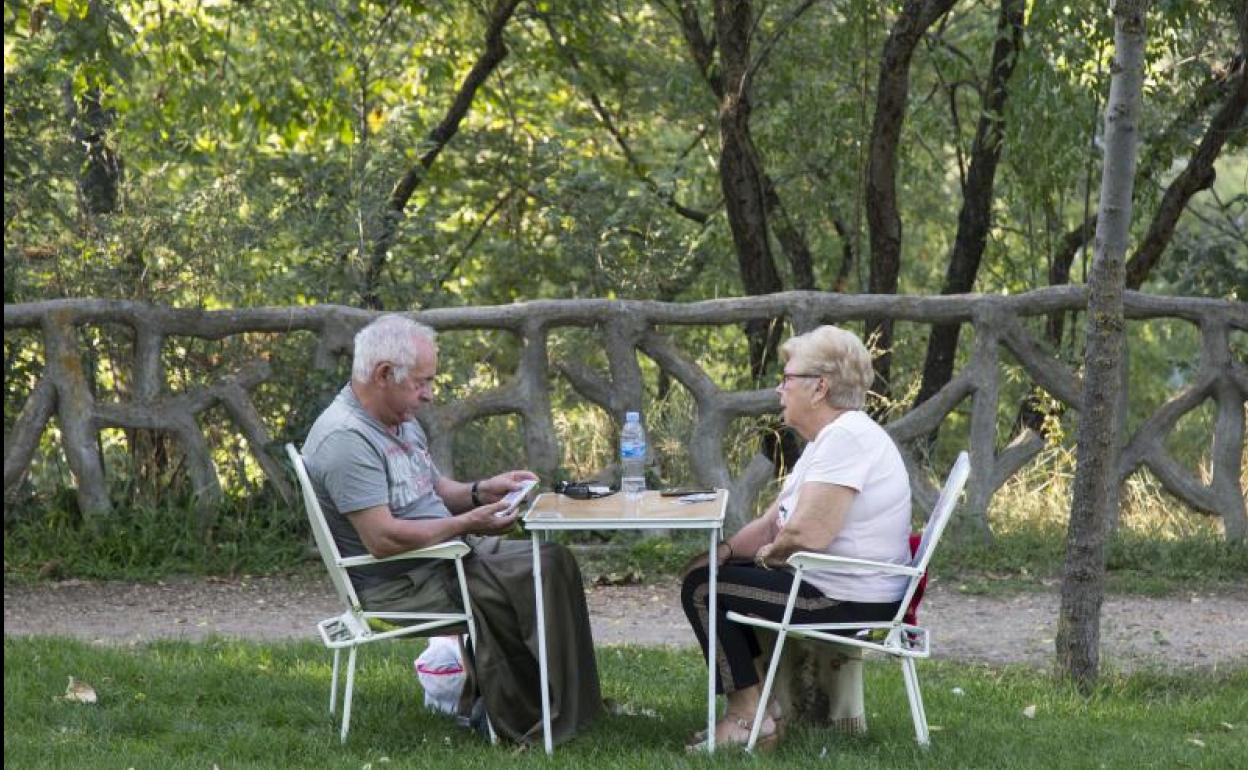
[351,314,437,384]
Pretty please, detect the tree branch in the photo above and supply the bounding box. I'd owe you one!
[537,9,711,224]
[1125,56,1247,289]
[865,0,958,405]
[361,0,523,309]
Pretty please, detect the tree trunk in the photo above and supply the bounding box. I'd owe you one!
[864,0,956,407]
[764,178,815,290]
[714,0,785,381]
[61,2,123,219]
[65,84,122,218]
[1056,0,1149,693]
[913,0,1025,419]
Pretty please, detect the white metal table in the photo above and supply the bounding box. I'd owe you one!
[522,489,728,754]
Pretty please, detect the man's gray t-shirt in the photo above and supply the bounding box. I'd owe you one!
[302,385,450,589]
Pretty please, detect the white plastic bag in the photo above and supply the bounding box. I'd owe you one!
[414,635,465,715]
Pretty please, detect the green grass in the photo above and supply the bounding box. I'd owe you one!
[6,508,1244,598]
[3,496,314,582]
[565,524,1246,598]
[5,446,1245,596]
[4,637,1244,769]
[930,523,1248,597]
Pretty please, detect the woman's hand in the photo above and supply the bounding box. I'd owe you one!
[681,541,734,577]
[754,542,778,569]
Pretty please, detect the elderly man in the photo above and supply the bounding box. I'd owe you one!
[301,314,601,745]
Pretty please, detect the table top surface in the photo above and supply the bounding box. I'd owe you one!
[521,489,727,529]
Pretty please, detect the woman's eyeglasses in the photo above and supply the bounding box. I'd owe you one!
[778,372,823,388]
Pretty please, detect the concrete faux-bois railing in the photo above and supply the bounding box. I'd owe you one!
[4,288,1245,539]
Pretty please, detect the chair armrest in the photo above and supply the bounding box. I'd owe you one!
[787,551,922,576]
[338,540,470,568]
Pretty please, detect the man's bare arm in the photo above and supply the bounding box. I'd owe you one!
[348,502,516,558]
[434,470,538,514]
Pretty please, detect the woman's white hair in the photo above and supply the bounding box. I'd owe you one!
[780,325,873,409]
[352,314,437,384]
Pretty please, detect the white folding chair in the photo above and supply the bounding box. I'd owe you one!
[727,451,970,750]
[286,443,491,743]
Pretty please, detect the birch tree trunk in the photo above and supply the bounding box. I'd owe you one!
[1056,0,1150,692]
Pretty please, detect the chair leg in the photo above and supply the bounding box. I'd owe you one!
[460,631,497,745]
[901,657,930,747]
[340,647,358,744]
[329,649,341,715]
[456,558,497,745]
[747,629,789,752]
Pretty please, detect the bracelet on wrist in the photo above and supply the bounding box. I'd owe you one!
[471,480,483,507]
[721,542,734,561]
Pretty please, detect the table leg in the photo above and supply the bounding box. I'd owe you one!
[531,531,553,755]
[705,526,718,753]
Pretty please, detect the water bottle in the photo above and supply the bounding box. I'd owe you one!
[619,411,647,500]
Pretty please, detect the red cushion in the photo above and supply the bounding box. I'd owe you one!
[903,532,927,626]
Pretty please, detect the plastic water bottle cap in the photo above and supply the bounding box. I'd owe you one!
[625,411,640,422]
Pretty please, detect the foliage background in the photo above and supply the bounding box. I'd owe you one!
[4,0,1245,543]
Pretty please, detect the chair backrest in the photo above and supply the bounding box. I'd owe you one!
[286,443,364,613]
[895,451,970,623]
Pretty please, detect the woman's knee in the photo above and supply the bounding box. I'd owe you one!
[680,566,710,605]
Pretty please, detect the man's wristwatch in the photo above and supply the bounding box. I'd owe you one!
[471,480,483,507]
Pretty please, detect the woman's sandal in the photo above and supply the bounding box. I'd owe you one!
[685,712,781,753]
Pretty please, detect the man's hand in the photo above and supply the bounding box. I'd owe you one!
[461,500,521,535]
[477,470,539,501]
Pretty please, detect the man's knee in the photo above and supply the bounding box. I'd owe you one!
[537,540,585,577]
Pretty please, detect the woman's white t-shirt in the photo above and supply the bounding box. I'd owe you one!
[775,410,912,603]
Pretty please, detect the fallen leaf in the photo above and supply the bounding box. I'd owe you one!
[1187,738,1205,748]
[1022,704,1036,719]
[64,676,97,704]
[594,569,644,586]
[605,698,661,719]
[1219,722,1235,731]
[950,687,965,696]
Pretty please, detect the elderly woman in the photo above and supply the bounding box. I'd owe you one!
[680,325,912,751]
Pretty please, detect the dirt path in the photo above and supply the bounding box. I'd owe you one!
[5,574,1246,672]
